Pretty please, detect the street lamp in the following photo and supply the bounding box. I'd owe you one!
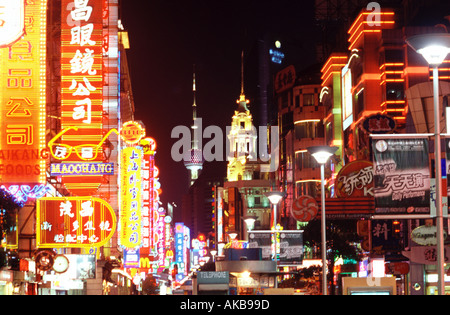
[265,191,286,262]
[228,231,238,242]
[242,215,258,232]
[307,145,338,296]
[406,33,450,295]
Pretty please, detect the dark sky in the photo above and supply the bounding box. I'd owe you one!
[121,0,318,209]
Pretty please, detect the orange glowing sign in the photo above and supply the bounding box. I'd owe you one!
[36,197,116,248]
[60,0,104,196]
[0,0,47,185]
[120,121,146,145]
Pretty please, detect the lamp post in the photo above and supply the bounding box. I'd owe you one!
[242,215,258,237]
[406,33,450,295]
[307,145,338,296]
[265,191,286,263]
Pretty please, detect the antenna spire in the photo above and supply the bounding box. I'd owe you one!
[193,65,197,119]
[240,50,244,96]
[237,51,249,107]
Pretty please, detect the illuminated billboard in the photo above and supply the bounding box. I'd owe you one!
[0,0,48,185]
[60,0,104,196]
[341,64,353,131]
[140,140,156,256]
[36,197,116,248]
[119,147,143,249]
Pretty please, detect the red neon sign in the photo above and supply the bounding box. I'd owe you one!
[60,0,104,196]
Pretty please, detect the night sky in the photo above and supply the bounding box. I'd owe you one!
[121,0,319,211]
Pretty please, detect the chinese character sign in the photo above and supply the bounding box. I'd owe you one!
[60,0,104,196]
[0,0,47,184]
[61,0,103,130]
[140,147,155,256]
[119,147,143,249]
[336,160,374,198]
[175,223,185,275]
[372,138,430,215]
[36,197,116,248]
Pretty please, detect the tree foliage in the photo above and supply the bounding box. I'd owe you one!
[302,219,362,294]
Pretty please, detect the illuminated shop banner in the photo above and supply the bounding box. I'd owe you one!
[0,0,47,184]
[175,223,185,276]
[119,147,143,249]
[50,162,114,176]
[36,197,116,248]
[61,0,104,195]
[124,249,140,269]
[140,141,155,256]
[156,208,165,271]
[336,160,374,198]
[48,127,118,196]
[61,0,103,130]
[372,137,430,215]
[341,64,353,131]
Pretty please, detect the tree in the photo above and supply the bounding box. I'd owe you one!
[302,219,362,295]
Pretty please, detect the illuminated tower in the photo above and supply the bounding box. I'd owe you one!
[227,52,258,181]
[184,70,204,187]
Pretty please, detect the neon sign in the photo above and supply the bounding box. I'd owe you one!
[120,121,145,145]
[60,0,104,196]
[50,162,114,176]
[119,147,142,249]
[1,184,50,204]
[140,141,155,256]
[48,127,119,161]
[36,197,116,248]
[0,0,47,184]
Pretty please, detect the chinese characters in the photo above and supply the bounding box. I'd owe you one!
[37,197,115,248]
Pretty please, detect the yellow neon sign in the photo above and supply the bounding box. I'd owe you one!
[48,126,119,161]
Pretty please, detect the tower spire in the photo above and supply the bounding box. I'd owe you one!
[237,50,249,110]
[193,64,197,120]
[184,65,203,187]
[240,50,245,97]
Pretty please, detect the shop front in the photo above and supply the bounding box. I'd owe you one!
[403,246,450,295]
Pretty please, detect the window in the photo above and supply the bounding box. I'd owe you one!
[295,151,320,170]
[303,94,315,106]
[386,83,404,101]
[295,121,324,140]
[296,181,319,198]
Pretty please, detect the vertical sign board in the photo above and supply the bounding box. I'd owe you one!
[61,0,104,196]
[216,187,224,244]
[175,223,185,278]
[446,138,450,211]
[139,138,156,258]
[140,150,153,255]
[36,197,116,248]
[0,0,47,185]
[119,147,142,249]
[372,137,430,215]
